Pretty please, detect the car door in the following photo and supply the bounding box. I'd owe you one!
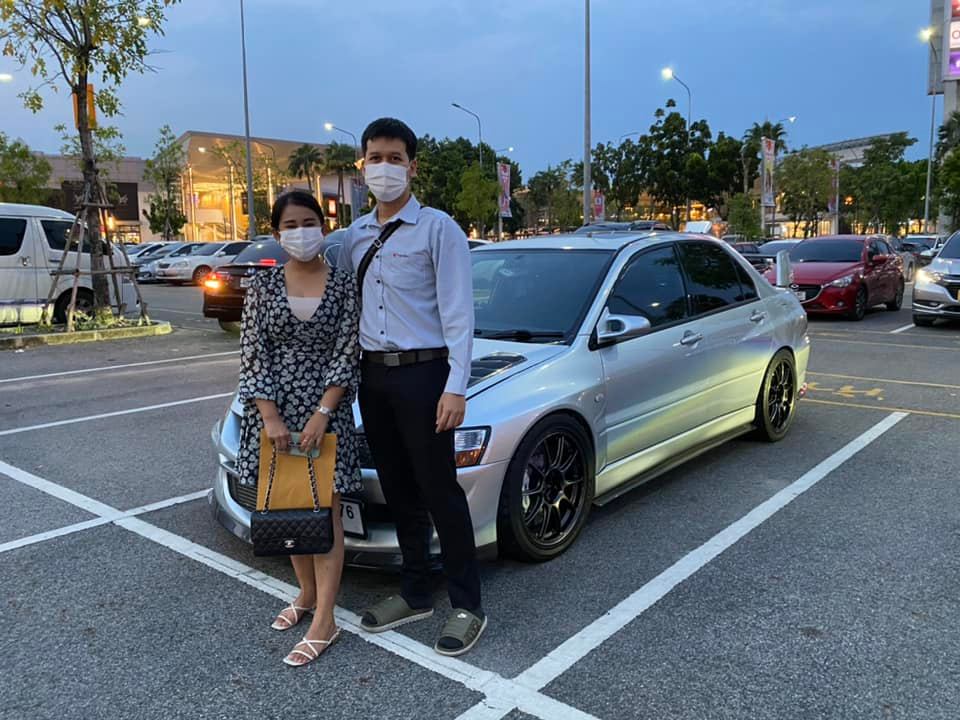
[675,240,777,422]
[877,238,901,298]
[596,243,704,466]
[862,239,887,301]
[0,216,41,324]
[38,218,87,304]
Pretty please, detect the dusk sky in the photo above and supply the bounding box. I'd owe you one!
[0,0,938,178]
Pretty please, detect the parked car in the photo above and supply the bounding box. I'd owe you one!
[0,202,137,324]
[201,237,286,331]
[575,221,672,234]
[902,234,941,267]
[881,235,916,281]
[743,239,801,271]
[134,242,203,281]
[764,235,904,321]
[156,241,249,285]
[211,232,810,564]
[125,242,164,260]
[918,235,949,264]
[913,231,960,326]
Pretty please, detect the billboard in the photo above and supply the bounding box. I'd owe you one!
[498,162,512,218]
[761,137,776,208]
[61,181,140,222]
[947,0,960,79]
[592,191,605,222]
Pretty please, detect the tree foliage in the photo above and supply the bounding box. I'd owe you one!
[142,125,185,241]
[726,193,761,239]
[287,144,323,193]
[776,148,834,237]
[0,132,52,204]
[322,141,357,227]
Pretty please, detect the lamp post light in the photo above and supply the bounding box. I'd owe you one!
[238,0,256,239]
[583,0,592,226]
[661,66,693,222]
[0,72,13,83]
[922,27,940,233]
[452,102,485,237]
[324,122,359,157]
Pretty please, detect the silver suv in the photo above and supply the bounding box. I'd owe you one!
[913,232,960,326]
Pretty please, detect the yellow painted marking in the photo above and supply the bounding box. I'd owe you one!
[804,398,960,421]
[806,381,885,400]
[808,372,960,391]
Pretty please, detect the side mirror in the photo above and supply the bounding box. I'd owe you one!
[596,307,652,345]
[871,253,889,265]
[774,250,793,287]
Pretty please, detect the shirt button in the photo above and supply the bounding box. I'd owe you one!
[378,305,383,310]
[380,331,384,335]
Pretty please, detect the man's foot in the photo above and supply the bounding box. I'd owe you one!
[435,609,486,657]
[360,595,434,633]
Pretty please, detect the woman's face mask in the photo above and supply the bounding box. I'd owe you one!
[278,225,326,262]
[364,161,409,203]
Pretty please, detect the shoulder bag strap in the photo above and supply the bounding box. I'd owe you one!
[356,219,404,309]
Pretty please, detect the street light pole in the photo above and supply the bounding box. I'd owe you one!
[239,0,256,240]
[662,67,692,223]
[452,102,485,237]
[583,0,592,226]
[923,29,940,233]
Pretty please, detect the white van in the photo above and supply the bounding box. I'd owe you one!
[0,202,137,325]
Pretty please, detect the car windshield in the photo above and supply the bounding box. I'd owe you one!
[472,249,612,341]
[192,243,225,256]
[234,239,289,264]
[939,232,960,259]
[789,239,863,263]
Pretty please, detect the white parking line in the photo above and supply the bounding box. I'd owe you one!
[0,392,234,437]
[0,458,598,720]
[149,307,206,316]
[889,324,915,334]
[455,411,908,720]
[0,351,239,385]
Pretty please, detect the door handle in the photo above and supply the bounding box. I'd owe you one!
[750,310,767,323]
[20,257,31,267]
[678,331,703,347]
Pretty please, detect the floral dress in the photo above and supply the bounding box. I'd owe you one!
[236,266,362,495]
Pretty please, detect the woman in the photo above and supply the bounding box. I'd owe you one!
[236,190,361,667]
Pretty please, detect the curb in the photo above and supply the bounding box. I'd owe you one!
[0,322,173,350]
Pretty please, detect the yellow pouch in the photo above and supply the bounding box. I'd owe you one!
[256,430,336,511]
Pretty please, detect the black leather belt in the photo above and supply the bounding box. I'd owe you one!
[362,348,449,367]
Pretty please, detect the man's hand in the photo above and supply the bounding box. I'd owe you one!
[299,411,330,453]
[436,393,466,433]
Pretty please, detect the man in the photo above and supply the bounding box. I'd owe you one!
[340,117,484,656]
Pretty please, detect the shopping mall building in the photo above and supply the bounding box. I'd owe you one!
[39,130,359,243]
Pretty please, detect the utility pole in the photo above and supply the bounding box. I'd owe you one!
[583,0,592,226]
[239,0,256,239]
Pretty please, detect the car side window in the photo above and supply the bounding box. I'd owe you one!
[867,240,879,258]
[879,239,894,255]
[41,219,90,253]
[225,242,247,253]
[677,242,747,314]
[734,261,758,301]
[0,218,28,256]
[607,245,688,327]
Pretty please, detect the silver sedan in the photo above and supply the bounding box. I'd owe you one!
[210,232,810,563]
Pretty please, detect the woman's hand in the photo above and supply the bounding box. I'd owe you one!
[300,411,330,453]
[263,415,292,452]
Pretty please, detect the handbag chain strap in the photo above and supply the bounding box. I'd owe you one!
[261,441,323,514]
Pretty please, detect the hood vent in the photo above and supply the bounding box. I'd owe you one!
[468,353,527,387]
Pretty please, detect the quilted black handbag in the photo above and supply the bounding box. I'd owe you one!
[251,440,333,557]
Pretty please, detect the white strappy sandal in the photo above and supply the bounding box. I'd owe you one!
[271,603,314,631]
[283,628,341,667]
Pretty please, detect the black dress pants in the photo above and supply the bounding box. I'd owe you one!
[358,358,483,615]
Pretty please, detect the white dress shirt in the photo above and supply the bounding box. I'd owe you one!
[340,195,474,395]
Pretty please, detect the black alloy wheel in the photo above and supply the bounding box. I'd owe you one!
[849,286,868,321]
[755,349,797,443]
[497,415,595,562]
[886,281,904,311]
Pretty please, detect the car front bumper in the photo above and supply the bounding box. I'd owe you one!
[157,267,193,281]
[798,284,859,314]
[912,279,960,319]
[208,420,503,566]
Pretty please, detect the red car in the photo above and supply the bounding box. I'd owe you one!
[764,235,905,320]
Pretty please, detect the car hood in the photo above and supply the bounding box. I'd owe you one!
[927,256,959,274]
[767,261,863,284]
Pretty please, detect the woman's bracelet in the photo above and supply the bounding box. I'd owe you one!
[316,404,335,418]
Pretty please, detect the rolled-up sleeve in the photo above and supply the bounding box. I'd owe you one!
[237,277,276,404]
[433,218,474,395]
[322,271,361,394]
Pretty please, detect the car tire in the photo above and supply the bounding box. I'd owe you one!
[218,319,241,333]
[497,415,595,562]
[848,286,868,321]
[753,349,797,443]
[192,266,211,285]
[53,288,95,324]
[913,314,935,327]
[886,281,904,311]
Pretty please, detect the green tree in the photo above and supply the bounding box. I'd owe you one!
[142,125,186,241]
[648,101,689,227]
[287,144,323,193]
[726,193,762,239]
[741,121,790,194]
[938,149,960,229]
[776,148,833,237]
[455,163,499,235]
[211,140,273,236]
[322,141,357,227]
[706,132,745,214]
[0,132,51,203]
[857,133,917,234]
[1,0,181,317]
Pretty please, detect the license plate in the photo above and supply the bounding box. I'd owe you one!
[340,499,365,538]
[792,290,806,301]
[240,277,252,288]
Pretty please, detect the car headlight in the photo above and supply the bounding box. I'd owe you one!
[915,269,943,285]
[827,274,855,288]
[172,261,188,268]
[454,427,490,468]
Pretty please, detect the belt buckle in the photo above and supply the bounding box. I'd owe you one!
[383,352,402,367]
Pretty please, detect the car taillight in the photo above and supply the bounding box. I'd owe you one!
[203,273,223,291]
[259,258,277,266]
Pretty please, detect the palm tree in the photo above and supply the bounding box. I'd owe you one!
[287,144,324,193]
[936,110,960,163]
[322,141,359,227]
[742,121,789,154]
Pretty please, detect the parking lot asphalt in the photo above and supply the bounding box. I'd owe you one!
[1,283,958,720]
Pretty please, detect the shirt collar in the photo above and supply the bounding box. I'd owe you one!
[363,195,421,229]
